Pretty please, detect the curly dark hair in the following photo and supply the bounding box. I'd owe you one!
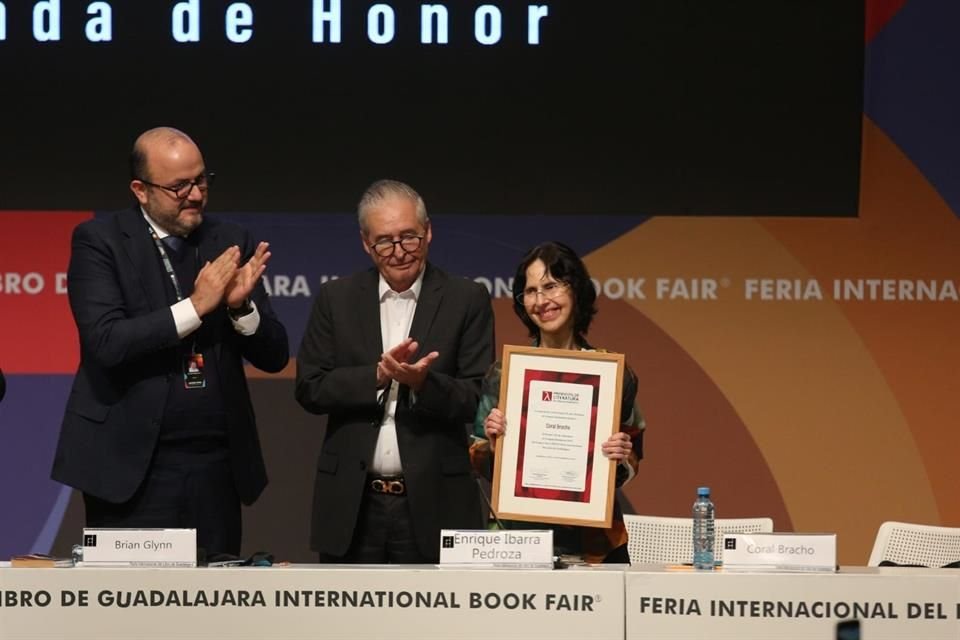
[512,241,597,342]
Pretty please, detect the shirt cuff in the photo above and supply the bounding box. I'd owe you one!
[172,299,202,339]
[230,300,261,336]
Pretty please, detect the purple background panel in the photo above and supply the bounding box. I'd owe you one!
[0,375,74,558]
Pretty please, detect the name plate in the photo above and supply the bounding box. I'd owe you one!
[722,532,837,572]
[439,529,554,568]
[80,528,197,567]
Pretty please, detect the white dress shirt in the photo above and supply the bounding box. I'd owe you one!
[369,270,425,475]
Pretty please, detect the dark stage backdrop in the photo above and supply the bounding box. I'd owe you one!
[1,1,884,564]
[0,1,862,215]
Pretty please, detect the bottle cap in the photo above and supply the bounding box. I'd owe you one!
[697,486,710,496]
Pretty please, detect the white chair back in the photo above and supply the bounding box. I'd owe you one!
[624,514,773,565]
[867,521,960,567]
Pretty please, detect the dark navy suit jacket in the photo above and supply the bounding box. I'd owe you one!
[52,208,289,505]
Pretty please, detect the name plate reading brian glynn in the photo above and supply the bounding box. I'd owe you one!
[722,532,837,572]
[439,529,554,568]
[80,528,197,567]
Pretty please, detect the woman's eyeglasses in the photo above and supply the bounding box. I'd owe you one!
[516,281,568,304]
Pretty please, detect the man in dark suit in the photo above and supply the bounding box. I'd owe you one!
[52,127,289,556]
[295,179,494,563]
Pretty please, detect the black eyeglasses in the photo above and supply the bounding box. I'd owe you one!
[515,281,569,305]
[370,235,424,257]
[138,172,215,200]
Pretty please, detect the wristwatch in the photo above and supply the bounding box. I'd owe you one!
[228,299,254,320]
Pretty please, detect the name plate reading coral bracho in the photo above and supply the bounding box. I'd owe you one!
[80,528,197,567]
[439,530,554,568]
[722,532,837,572]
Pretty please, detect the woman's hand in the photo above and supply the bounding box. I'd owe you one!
[601,431,632,461]
[485,408,506,441]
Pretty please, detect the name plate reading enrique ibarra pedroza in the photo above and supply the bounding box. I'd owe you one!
[439,529,554,568]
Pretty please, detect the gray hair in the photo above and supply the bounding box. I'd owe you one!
[357,179,429,232]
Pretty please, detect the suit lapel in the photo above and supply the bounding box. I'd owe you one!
[357,269,384,362]
[407,263,443,358]
[118,208,169,311]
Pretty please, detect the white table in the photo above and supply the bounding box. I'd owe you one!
[6,563,958,639]
[0,563,624,639]
[625,564,960,640]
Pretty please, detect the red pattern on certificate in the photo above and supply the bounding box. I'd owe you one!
[515,368,600,503]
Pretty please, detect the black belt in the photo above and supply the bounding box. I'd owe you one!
[368,475,406,496]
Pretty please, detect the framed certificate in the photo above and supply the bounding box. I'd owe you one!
[490,345,625,528]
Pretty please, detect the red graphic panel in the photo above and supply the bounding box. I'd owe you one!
[515,369,600,503]
[866,0,909,43]
[0,211,91,373]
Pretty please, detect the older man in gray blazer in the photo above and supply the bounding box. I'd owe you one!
[296,179,494,563]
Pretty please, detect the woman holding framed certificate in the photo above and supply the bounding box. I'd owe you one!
[469,241,645,563]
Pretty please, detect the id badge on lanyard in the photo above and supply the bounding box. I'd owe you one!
[183,350,206,389]
[148,226,207,390]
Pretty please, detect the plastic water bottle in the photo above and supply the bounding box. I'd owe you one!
[692,486,715,570]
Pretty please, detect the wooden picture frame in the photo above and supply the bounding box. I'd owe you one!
[490,345,625,528]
